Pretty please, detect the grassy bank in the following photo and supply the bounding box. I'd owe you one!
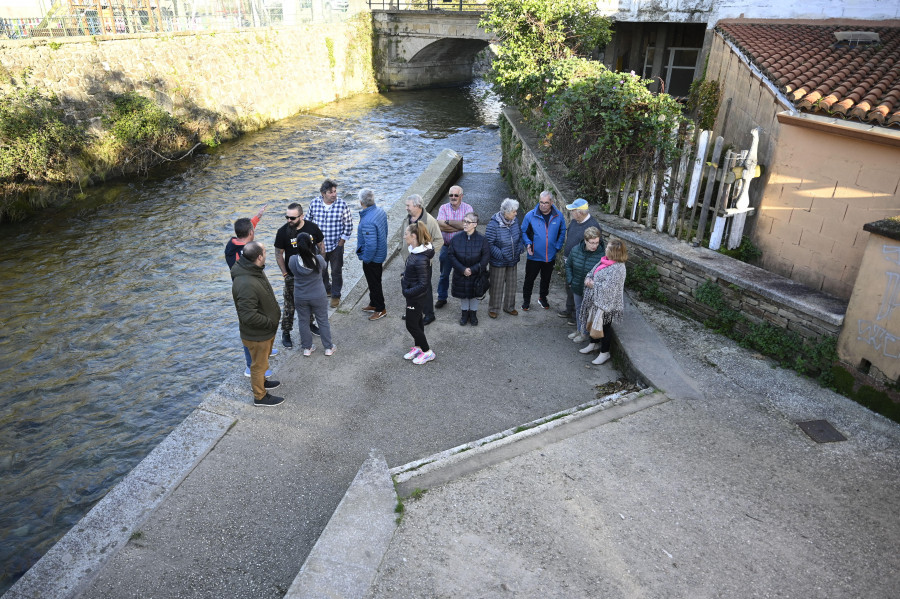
[0,80,254,223]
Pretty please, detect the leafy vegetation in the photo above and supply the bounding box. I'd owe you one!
[718,235,762,264]
[99,92,185,175]
[625,258,667,304]
[0,86,85,184]
[686,78,722,131]
[694,280,837,384]
[481,0,686,197]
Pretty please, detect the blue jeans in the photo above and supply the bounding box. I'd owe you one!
[437,245,452,301]
[573,293,585,334]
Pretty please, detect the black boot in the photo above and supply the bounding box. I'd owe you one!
[459,310,468,326]
[282,331,293,349]
[469,310,478,326]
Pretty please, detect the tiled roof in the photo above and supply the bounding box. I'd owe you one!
[716,22,900,128]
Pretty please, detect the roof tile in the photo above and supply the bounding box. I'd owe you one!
[716,21,900,128]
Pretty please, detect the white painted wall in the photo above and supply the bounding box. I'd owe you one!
[597,0,900,26]
[0,0,45,19]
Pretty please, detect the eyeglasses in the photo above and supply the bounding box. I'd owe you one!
[285,215,300,220]
[449,194,460,198]
[539,201,552,205]
[463,220,477,225]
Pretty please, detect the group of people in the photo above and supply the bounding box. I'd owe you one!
[226,180,628,406]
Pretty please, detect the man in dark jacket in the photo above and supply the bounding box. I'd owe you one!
[231,241,284,407]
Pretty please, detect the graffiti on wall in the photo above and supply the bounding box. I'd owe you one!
[857,245,900,358]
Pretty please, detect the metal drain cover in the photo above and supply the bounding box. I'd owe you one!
[797,420,847,443]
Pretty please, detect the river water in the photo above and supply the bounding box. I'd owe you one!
[0,80,502,592]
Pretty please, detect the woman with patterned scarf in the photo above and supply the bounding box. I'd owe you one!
[578,238,628,365]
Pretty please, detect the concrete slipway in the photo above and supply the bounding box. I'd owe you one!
[6,150,900,598]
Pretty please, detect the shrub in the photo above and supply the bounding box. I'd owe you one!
[0,86,85,183]
[100,92,185,175]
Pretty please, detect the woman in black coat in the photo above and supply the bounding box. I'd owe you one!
[401,222,436,365]
[448,211,490,326]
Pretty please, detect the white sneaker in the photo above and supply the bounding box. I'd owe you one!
[325,345,336,357]
[404,347,422,360]
[413,349,436,365]
[592,352,611,365]
[579,342,598,354]
[303,345,316,357]
[572,334,586,343]
[567,331,578,339]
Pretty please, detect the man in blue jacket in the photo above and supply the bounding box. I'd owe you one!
[520,190,567,310]
[356,188,389,320]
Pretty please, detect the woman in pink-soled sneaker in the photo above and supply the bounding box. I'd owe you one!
[401,222,436,365]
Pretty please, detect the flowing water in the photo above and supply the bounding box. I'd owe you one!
[0,80,503,592]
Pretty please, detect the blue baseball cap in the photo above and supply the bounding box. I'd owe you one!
[565,198,589,210]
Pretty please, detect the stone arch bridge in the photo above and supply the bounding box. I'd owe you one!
[372,10,492,90]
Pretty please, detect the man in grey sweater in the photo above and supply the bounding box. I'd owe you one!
[559,198,600,322]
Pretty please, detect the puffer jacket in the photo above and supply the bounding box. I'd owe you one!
[401,243,435,299]
[484,211,525,267]
[357,204,388,264]
[521,204,566,262]
[230,258,280,341]
[565,239,606,296]
[449,231,490,299]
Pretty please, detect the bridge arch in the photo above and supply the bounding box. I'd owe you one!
[372,10,492,90]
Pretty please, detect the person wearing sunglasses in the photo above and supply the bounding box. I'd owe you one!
[274,202,324,349]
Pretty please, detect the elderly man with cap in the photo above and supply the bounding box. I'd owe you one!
[559,198,600,323]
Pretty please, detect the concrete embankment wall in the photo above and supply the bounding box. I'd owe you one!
[499,106,846,344]
[0,16,377,137]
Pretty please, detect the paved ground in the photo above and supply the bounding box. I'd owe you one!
[75,184,621,599]
[13,169,900,598]
[366,296,900,598]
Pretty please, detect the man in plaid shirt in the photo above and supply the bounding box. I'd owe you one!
[307,179,354,308]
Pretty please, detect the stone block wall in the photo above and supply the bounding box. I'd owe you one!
[0,16,378,136]
[501,106,846,344]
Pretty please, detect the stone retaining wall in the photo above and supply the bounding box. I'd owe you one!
[500,106,846,343]
[0,16,377,136]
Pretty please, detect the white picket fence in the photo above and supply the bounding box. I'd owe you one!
[606,126,762,250]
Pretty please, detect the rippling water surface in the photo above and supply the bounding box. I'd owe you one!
[0,80,502,592]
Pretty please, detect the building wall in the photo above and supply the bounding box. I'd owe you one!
[595,0,900,25]
[838,229,900,382]
[0,17,378,134]
[753,119,900,299]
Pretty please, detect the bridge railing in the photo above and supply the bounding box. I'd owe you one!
[368,0,488,11]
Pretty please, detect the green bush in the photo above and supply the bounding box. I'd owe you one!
[0,86,85,183]
[694,280,837,384]
[479,0,611,111]
[719,236,762,264]
[104,92,180,146]
[625,258,667,303]
[686,79,722,130]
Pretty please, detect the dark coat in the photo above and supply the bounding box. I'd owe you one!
[565,239,606,296]
[401,244,435,299]
[484,211,525,267]
[448,231,490,299]
[230,258,281,341]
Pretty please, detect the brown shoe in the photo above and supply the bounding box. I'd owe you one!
[368,309,387,320]
[489,311,498,318]
[361,305,377,313]
[504,309,519,316]
[330,297,340,308]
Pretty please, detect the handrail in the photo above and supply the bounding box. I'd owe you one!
[368,0,487,11]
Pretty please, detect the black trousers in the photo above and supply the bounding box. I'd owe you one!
[362,261,385,311]
[522,259,554,303]
[405,295,429,352]
[589,322,613,352]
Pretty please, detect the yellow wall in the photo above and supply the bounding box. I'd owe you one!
[839,229,900,381]
[753,120,900,299]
